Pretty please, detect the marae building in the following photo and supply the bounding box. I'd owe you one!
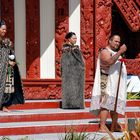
[0,0,140,100]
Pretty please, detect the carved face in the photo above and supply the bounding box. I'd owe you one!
[0,25,7,38]
[68,35,77,45]
[109,35,121,51]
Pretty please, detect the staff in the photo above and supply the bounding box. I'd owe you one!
[111,61,123,132]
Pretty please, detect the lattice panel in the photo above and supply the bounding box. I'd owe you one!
[114,0,140,32]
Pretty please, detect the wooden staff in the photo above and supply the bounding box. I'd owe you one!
[111,61,123,132]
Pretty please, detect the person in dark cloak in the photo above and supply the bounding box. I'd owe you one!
[0,20,24,112]
[61,32,85,109]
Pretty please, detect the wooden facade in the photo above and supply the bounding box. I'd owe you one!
[0,0,140,99]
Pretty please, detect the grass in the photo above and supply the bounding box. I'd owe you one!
[59,125,91,140]
[127,92,140,99]
[1,120,140,140]
[0,136,32,140]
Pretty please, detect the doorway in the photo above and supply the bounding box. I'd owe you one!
[111,2,140,59]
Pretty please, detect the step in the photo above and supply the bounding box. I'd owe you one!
[8,99,140,110]
[0,119,98,135]
[0,132,125,140]
[0,118,127,136]
[0,100,139,136]
[0,107,140,123]
[0,107,139,136]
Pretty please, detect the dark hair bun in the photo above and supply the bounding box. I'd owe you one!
[65,32,76,39]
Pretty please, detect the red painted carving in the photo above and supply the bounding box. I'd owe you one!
[26,0,40,78]
[55,0,69,79]
[81,0,94,34]
[114,0,140,32]
[84,81,93,98]
[1,0,14,43]
[125,59,140,76]
[23,79,93,99]
[23,79,62,99]
[95,0,112,56]
[81,0,95,80]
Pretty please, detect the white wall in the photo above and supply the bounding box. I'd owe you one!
[69,0,80,46]
[14,0,26,78]
[40,0,55,79]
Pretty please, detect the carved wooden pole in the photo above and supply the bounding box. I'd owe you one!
[111,61,123,132]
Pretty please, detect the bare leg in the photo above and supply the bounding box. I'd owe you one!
[110,111,118,123]
[99,108,109,132]
[110,111,120,131]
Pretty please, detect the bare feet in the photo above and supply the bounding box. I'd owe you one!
[130,131,140,140]
[98,128,107,133]
[98,124,107,133]
[2,106,10,112]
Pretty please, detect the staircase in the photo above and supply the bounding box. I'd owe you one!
[0,100,139,139]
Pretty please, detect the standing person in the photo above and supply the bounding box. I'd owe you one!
[0,20,24,112]
[61,32,85,109]
[90,35,127,132]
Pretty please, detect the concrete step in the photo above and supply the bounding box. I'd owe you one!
[8,99,140,109]
[0,100,139,136]
[0,118,99,135]
[0,132,125,140]
[0,118,128,136]
[0,106,139,136]
[0,107,140,123]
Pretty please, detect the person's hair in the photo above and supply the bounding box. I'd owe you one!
[65,32,76,39]
[109,34,120,41]
[0,20,6,27]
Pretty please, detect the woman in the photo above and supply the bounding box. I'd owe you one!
[61,32,85,109]
[0,20,24,112]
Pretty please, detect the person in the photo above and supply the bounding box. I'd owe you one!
[90,35,127,132]
[0,20,24,112]
[61,32,85,109]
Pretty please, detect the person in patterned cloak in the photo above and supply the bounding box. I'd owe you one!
[0,20,24,112]
[61,32,85,109]
[90,35,127,132]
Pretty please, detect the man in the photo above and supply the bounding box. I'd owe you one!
[90,35,127,132]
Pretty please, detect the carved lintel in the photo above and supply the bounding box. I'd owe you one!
[114,0,140,32]
[22,79,93,99]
